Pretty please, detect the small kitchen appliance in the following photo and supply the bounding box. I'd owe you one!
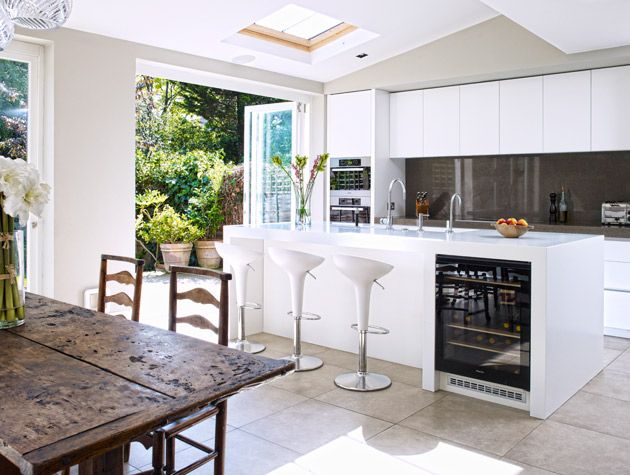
[601,201,630,226]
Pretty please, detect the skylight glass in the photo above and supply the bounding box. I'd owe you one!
[255,4,343,40]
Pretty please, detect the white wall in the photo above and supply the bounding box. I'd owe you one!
[16,26,324,305]
[325,16,630,94]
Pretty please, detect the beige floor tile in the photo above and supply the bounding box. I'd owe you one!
[603,347,623,368]
[583,368,630,402]
[388,363,423,387]
[604,335,630,351]
[295,433,430,474]
[507,420,630,474]
[399,395,541,456]
[316,382,445,423]
[240,399,392,454]
[551,390,630,440]
[367,425,553,475]
[249,332,327,355]
[605,349,630,374]
[228,384,308,427]
[270,363,346,398]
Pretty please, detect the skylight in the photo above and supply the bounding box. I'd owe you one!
[255,4,343,40]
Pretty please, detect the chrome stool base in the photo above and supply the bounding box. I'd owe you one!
[283,354,323,372]
[229,339,266,354]
[334,372,392,392]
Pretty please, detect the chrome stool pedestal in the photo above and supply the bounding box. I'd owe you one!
[334,324,391,391]
[283,311,323,372]
[332,254,394,392]
[230,302,265,354]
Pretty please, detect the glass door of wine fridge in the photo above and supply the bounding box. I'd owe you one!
[435,255,531,390]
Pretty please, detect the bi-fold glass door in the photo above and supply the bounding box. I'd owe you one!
[244,101,306,226]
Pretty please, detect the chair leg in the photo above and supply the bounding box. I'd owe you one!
[214,401,228,475]
[165,434,176,475]
[61,469,70,475]
[152,431,165,475]
[123,442,131,463]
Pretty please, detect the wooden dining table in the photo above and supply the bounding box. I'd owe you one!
[0,293,294,475]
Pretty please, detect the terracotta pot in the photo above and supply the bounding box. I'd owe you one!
[161,243,193,271]
[195,240,221,268]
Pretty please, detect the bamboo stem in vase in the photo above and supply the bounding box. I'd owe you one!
[0,198,6,322]
[8,217,23,319]
[2,208,14,322]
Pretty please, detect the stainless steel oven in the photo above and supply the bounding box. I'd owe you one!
[329,157,371,223]
[435,255,532,391]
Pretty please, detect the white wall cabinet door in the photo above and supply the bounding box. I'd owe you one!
[389,90,423,158]
[460,81,499,155]
[423,86,460,157]
[500,76,543,154]
[592,66,630,151]
[543,71,591,153]
[327,90,372,157]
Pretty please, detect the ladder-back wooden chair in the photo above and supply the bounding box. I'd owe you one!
[153,265,232,475]
[97,254,144,322]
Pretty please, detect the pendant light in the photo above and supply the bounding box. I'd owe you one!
[0,6,14,51]
[3,0,73,30]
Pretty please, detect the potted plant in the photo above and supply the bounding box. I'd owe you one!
[189,189,224,268]
[137,194,203,270]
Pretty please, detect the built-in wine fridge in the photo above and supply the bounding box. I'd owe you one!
[435,255,531,391]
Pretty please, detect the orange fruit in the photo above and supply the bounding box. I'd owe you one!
[517,218,528,226]
[506,218,518,225]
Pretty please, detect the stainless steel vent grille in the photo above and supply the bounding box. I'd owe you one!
[447,376,526,403]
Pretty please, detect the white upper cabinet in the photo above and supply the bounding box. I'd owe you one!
[460,82,500,155]
[389,90,423,158]
[327,90,372,157]
[592,66,630,151]
[423,86,460,157]
[543,71,591,153]
[500,76,543,154]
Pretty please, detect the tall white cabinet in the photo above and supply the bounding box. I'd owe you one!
[499,76,543,154]
[592,65,630,151]
[389,90,423,158]
[543,71,591,153]
[460,81,500,156]
[327,90,372,158]
[423,86,460,157]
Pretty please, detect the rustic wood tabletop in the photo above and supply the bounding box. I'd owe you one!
[0,293,294,475]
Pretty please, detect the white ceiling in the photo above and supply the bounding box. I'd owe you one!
[64,1,630,84]
[64,0,498,83]
[480,0,630,54]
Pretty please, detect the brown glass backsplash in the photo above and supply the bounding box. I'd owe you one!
[405,152,630,226]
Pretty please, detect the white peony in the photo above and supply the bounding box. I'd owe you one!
[0,156,29,196]
[0,156,51,222]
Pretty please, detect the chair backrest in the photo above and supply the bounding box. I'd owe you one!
[168,265,232,346]
[97,254,144,322]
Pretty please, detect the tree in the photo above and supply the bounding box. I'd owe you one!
[0,59,28,160]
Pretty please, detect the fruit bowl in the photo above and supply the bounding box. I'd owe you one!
[492,223,532,238]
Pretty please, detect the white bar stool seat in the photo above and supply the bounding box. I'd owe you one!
[216,242,265,354]
[332,254,394,391]
[268,247,325,371]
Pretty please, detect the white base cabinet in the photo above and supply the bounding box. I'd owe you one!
[604,240,630,337]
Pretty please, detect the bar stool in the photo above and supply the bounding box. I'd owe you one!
[215,242,265,353]
[268,247,324,371]
[332,254,393,391]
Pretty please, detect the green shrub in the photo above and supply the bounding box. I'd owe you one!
[138,205,203,244]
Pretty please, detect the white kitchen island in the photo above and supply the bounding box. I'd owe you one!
[223,222,604,419]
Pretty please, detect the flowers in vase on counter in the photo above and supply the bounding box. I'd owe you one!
[272,153,329,225]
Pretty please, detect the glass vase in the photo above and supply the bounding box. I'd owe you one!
[294,194,312,228]
[0,226,25,329]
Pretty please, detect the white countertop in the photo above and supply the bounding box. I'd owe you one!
[225,222,602,249]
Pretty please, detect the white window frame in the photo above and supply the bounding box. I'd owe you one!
[0,40,51,295]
